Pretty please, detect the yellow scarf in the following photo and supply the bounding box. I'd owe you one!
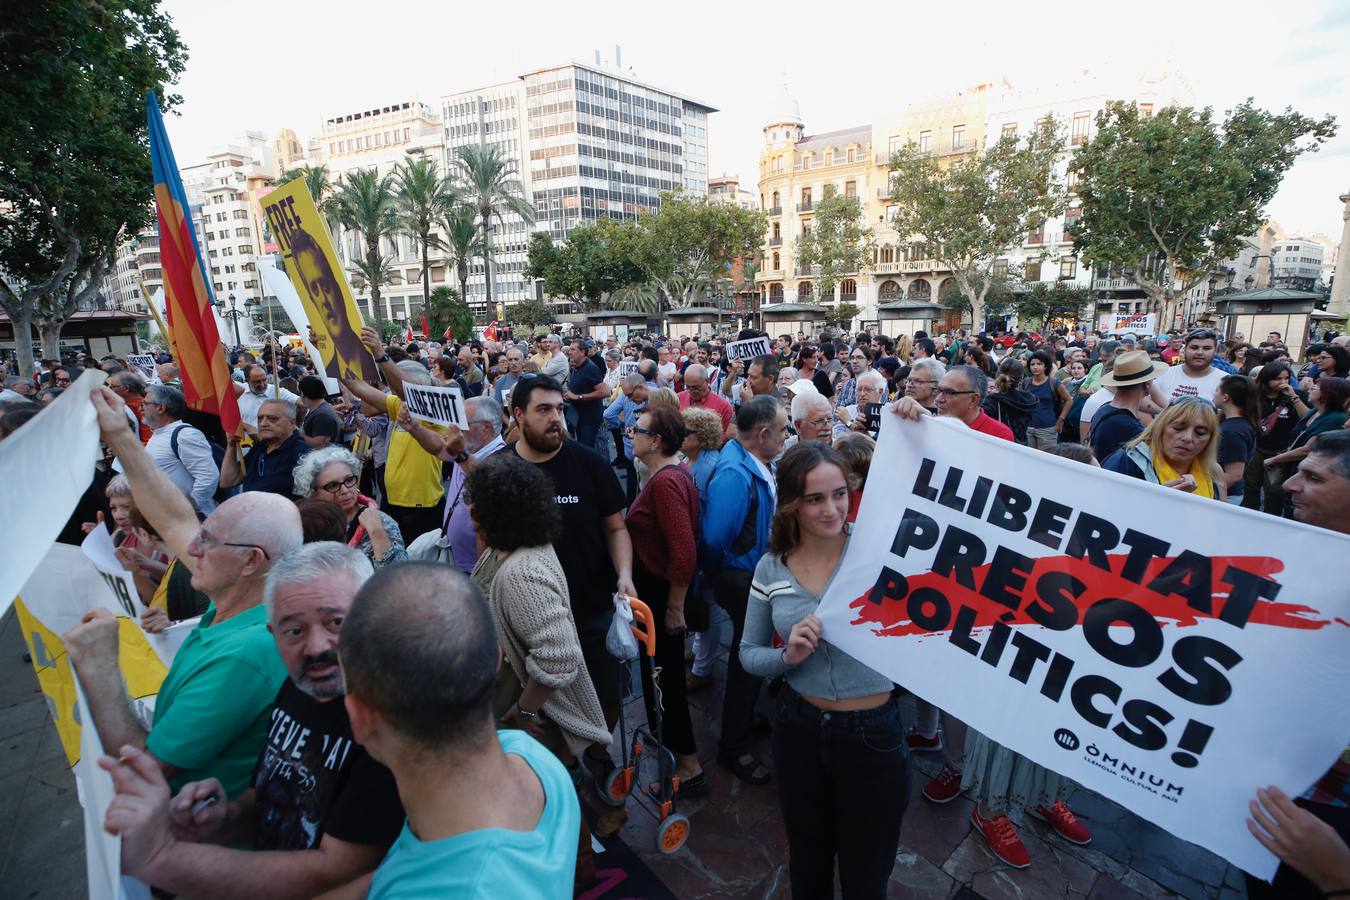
[1151,445,1216,499]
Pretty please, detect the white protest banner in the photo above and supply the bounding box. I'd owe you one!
[402,382,468,428]
[0,369,105,619]
[816,413,1350,879]
[75,680,153,900]
[618,360,639,378]
[726,336,772,361]
[260,261,339,394]
[1098,312,1158,335]
[16,541,179,900]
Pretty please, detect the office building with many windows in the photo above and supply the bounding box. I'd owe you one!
[441,60,715,311]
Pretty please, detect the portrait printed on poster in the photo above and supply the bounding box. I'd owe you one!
[260,183,378,382]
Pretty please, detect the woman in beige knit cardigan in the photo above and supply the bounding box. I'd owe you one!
[464,453,611,780]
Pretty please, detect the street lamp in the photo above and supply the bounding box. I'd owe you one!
[216,292,247,348]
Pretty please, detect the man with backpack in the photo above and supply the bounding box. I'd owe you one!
[132,384,221,516]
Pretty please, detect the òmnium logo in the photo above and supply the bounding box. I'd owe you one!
[1053,728,1080,750]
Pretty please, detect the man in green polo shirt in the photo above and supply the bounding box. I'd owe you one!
[64,386,302,796]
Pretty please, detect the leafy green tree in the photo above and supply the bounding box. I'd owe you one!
[632,192,766,307]
[505,296,551,329]
[525,220,644,310]
[441,202,481,308]
[425,285,474,343]
[827,301,861,329]
[890,116,1066,332]
[448,144,535,310]
[1070,100,1336,327]
[329,168,399,326]
[393,156,451,314]
[1007,281,1092,333]
[794,187,875,300]
[0,0,186,375]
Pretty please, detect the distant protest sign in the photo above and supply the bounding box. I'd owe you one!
[260,179,378,383]
[402,382,469,429]
[726,336,772,361]
[816,413,1350,879]
[127,354,158,382]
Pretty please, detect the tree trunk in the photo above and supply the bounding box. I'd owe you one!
[39,316,66,360]
[420,234,431,314]
[367,238,383,324]
[9,307,37,379]
[458,260,468,311]
[480,214,493,312]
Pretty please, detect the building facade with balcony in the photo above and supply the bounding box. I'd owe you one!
[755,93,874,319]
[754,70,1203,335]
[708,174,761,319]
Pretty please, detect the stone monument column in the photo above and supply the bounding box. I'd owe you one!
[1328,189,1350,319]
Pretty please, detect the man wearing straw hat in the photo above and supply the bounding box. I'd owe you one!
[1088,349,1169,461]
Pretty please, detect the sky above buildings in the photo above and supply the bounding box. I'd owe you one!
[161,0,1349,238]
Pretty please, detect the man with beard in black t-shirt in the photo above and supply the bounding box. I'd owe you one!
[99,543,405,899]
[506,373,635,786]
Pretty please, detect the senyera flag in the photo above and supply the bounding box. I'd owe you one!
[146,91,242,436]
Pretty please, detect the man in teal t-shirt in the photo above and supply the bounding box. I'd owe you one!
[65,386,301,797]
[343,563,582,900]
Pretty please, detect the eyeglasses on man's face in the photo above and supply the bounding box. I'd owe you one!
[937,387,976,398]
[190,529,271,559]
[626,425,658,436]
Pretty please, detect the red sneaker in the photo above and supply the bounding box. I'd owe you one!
[921,762,963,803]
[971,808,1031,868]
[1031,801,1092,845]
[905,728,944,753]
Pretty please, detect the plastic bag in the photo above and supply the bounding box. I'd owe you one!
[606,593,639,660]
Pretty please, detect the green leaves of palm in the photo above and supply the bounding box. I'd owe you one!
[449,144,535,306]
[329,167,398,319]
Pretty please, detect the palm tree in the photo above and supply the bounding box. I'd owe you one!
[393,156,452,314]
[279,164,331,203]
[440,202,481,313]
[448,144,535,310]
[328,168,399,325]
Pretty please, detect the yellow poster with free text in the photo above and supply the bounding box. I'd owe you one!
[259,179,379,383]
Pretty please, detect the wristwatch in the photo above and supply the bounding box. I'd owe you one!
[454,450,470,464]
[516,705,539,720]
[375,354,390,364]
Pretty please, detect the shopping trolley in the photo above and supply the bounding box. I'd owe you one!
[597,594,691,855]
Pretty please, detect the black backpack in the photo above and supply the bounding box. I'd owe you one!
[169,423,232,505]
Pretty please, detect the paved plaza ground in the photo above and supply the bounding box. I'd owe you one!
[1,604,1252,899]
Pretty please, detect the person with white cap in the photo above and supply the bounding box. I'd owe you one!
[1087,349,1169,461]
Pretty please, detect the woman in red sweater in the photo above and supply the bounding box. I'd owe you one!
[625,404,707,797]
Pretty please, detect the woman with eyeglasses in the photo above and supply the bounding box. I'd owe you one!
[1102,397,1226,499]
[292,446,406,567]
[1262,376,1350,516]
[1245,363,1307,513]
[1304,345,1350,392]
[625,405,707,796]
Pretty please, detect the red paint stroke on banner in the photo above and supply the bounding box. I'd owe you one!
[850,553,1335,637]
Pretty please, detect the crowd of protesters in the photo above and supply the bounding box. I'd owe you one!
[3,317,1350,899]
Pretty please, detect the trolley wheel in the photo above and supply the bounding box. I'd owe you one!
[656,813,690,854]
[600,766,632,807]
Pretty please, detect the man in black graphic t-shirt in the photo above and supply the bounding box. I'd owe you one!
[505,374,633,783]
[100,544,404,898]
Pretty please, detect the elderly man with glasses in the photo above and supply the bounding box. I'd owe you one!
[891,364,1014,442]
[833,346,873,409]
[64,386,303,800]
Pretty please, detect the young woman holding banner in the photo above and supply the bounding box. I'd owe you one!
[740,442,909,898]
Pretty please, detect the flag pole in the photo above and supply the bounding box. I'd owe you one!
[138,278,175,351]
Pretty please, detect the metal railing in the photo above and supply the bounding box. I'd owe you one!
[797,201,814,212]
[767,206,782,216]
[768,237,782,247]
